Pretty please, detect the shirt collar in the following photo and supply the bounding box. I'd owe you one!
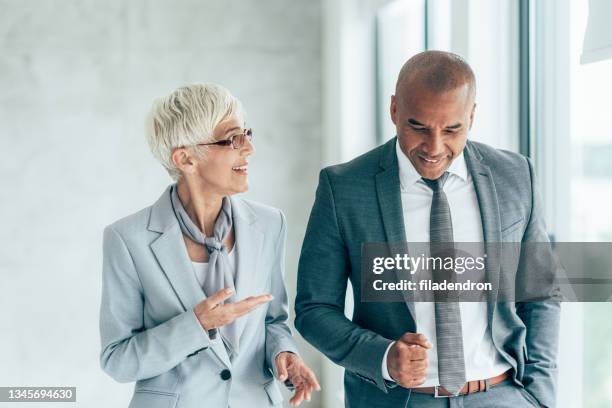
[395,139,468,191]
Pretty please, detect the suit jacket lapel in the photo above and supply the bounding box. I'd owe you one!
[148,186,231,368]
[464,142,502,325]
[230,196,263,350]
[376,138,416,320]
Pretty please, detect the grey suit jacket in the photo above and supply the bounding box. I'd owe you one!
[99,186,298,408]
[295,138,561,408]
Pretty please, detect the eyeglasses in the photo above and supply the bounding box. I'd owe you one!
[198,128,253,150]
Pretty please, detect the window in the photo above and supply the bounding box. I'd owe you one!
[532,0,612,406]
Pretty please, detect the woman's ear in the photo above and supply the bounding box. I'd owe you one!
[171,148,197,175]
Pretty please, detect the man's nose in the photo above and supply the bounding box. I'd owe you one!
[422,132,445,157]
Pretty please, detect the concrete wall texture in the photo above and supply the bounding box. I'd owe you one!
[0,1,323,406]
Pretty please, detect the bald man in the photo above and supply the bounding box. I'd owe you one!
[295,51,560,407]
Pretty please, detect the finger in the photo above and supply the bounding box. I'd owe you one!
[406,344,429,360]
[413,376,427,386]
[231,294,273,316]
[205,288,234,308]
[306,377,318,399]
[294,380,311,402]
[276,354,288,382]
[289,387,306,406]
[403,365,427,376]
[288,387,301,406]
[401,375,426,388]
[304,368,321,391]
[410,359,428,370]
[412,368,427,378]
[400,332,432,349]
[303,386,312,402]
[395,342,427,360]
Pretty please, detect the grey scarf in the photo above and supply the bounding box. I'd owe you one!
[170,184,240,356]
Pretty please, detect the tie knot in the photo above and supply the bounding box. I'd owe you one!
[204,238,224,253]
[422,172,450,192]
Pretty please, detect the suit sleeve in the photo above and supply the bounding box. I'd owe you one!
[265,210,300,379]
[295,169,394,392]
[99,226,211,383]
[515,157,562,408]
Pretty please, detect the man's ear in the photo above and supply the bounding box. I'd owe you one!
[468,103,477,130]
[390,95,398,125]
[171,148,196,176]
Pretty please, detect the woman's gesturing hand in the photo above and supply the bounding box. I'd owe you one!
[275,352,321,406]
[193,288,273,331]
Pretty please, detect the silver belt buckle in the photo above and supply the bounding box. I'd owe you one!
[433,386,454,398]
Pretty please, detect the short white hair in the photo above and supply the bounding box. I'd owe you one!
[145,83,244,180]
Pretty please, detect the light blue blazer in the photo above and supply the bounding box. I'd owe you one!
[99,186,298,408]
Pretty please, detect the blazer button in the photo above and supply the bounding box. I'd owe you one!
[220,369,231,381]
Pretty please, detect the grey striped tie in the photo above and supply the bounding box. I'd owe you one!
[422,172,466,395]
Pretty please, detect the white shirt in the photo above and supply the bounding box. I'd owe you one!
[381,141,511,386]
[191,245,237,290]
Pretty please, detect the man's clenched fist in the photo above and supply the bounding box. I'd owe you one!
[386,333,432,388]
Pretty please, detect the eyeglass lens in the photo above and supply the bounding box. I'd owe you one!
[232,129,253,149]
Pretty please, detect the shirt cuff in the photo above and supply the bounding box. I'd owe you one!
[381,341,396,382]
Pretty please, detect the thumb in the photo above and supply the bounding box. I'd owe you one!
[400,332,432,349]
[276,354,288,381]
[206,288,234,307]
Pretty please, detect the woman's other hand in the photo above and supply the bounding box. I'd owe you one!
[275,352,321,406]
[194,288,272,331]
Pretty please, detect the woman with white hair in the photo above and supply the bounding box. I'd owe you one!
[99,83,319,408]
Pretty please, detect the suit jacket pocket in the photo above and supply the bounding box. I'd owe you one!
[501,217,524,238]
[129,389,178,408]
[264,380,284,405]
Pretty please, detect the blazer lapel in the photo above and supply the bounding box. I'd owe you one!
[150,225,206,309]
[376,138,416,320]
[230,196,263,351]
[148,186,231,368]
[464,142,502,325]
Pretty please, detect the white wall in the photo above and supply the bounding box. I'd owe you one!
[0,1,322,407]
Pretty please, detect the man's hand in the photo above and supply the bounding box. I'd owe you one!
[193,288,273,331]
[387,333,432,388]
[275,352,320,406]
